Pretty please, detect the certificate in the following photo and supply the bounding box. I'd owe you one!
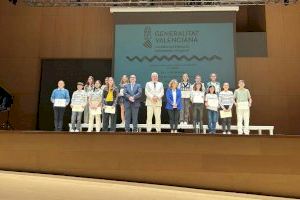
[119,88,124,96]
[220,110,232,118]
[90,107,102,115]
[181,91,191,98]
[72,105,84,112]
[54,99,66,107]
[208,99,218,108]
[237,102,249,109]
[104,106,116,114]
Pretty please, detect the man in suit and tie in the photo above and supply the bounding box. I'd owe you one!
[124,74,143,132]
[145,72,164,132]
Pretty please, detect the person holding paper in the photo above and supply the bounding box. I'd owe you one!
[234,80,252,135]
[87,80,103,132]
[118,75,129,125]
[50,80,70,131]
[178,73,191,125]
[123,74,142,132]
[102,77,119,132]
[145,72,164,133]
[205,86,219,134]
[70,82,87,132]
[206,73,221,94]
[165,79,182,133]
[190,82,205,133]
[83,76,94,124]
[219,82,234,135]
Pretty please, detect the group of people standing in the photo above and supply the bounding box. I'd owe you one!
[50,72,252,135]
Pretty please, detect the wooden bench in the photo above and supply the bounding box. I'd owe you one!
[69,123,274,135]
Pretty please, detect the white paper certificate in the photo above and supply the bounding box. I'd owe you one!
[208,99,219,108]
[54,99,66,107]
[72,105,84,112]
[104,106,116,114]
[220,110,232,118]
[181,91,191,98]
[90,107,102,115]
[237,102,249,109]
[119,89,124,96]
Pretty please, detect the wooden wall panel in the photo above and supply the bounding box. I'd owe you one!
[0,1,299,133]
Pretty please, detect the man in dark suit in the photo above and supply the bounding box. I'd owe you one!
[124,75,142,132]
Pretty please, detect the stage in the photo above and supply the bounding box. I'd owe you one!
[0,131,299,198]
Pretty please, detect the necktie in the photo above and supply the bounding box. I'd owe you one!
[154,82,156,89]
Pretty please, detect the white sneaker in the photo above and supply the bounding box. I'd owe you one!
[227,131,232,135]
[70,129,74,132]
[75,130,79,132]
[183,122,188,125]
[180,122,184,125]
[174,130,178,133]
[87,130,92,133]
[171,130,174,133]
[222,132,226,135]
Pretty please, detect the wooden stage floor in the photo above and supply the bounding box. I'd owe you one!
[0,131,299,198]
[0,170,294,200]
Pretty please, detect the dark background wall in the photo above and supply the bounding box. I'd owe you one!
[0,1,299,133]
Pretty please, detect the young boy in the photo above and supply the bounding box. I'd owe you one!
[219,82,234,135]
[50,80,70,131]
[70,82,87,132]
[234,80,252,135]
[206,73,221,94]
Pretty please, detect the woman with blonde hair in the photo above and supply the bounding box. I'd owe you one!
[165,79,182,133]
[118,75,128,124]
[102,77,119,132]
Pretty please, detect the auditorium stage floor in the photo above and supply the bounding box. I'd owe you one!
[0,171,294,200]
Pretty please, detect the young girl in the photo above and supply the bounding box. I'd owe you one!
[118,75,128,124]
[87,80,103,132]
[84,76,94,124]
[178,73,191,125]
[102,77,119,132]
[219,82,234,135]
[165,79,182,133]
[234,80,252,135]
[190,82,205,133]
[205,86,219,134]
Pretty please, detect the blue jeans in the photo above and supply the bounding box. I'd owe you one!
[207,110,218,133]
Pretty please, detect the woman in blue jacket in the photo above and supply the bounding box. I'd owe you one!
[165,79,182,133]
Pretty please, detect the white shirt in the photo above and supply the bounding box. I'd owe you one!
[172,89,176,105]
[190,90,205,103]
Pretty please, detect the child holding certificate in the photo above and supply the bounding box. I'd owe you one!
[50,80,70,131]
[234,80,252,135]
[190,82,205,133]
[102,77,119,132]
[83,76,94,124]
[87,80,103,132]
[219,82,234,135]
[178,73,191,125]
[118,75,129,125]
[205,86,219,134]
[70,82,87,132]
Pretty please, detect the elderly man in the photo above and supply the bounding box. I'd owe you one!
[123,75,142,132]
[145,72,164,132]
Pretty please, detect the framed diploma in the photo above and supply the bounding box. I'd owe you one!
[104,106,116,114]
[220,110,232,118]
[54,99,66,107]
[237,102,249,109]
[181,91,191,98]
[72,105,84,112]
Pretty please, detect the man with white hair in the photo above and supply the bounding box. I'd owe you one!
[145,72,164,132]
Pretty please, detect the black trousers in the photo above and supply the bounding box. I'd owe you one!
[167,109,179,130]
[125,105,140,132]
[102,112,117,132]
[53,107,65,131]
